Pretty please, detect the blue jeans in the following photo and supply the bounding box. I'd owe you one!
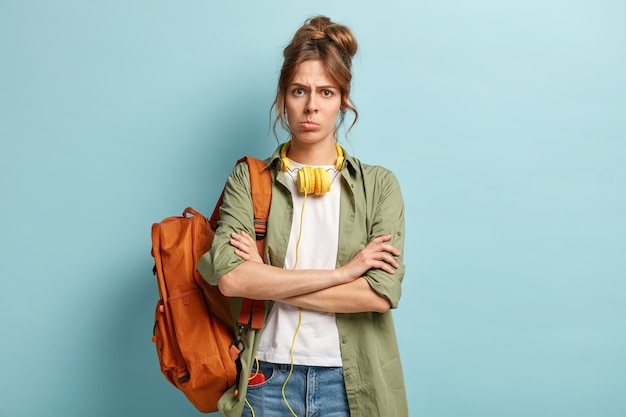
[242,361,351,417]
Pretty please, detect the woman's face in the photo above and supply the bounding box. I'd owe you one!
[285,59,342,146]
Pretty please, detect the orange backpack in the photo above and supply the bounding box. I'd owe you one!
[150,157,271,413]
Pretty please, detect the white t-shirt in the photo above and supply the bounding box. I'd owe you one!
[255,160,343,367]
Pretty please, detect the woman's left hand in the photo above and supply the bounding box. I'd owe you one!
[230,230,263,263]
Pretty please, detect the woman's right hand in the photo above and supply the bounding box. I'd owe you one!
[338,234,400,282]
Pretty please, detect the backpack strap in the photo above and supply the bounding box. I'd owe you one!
[237,156,271,330]
[208,156,271,340]
[208,156,271,396]
[245,157,272,254]
[208,156,271,247]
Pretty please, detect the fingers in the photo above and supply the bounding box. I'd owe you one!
[230,231,263,262]
[365,234,401,273]
[367,235,399,253]
[367,235,401,258]
[382,251,400,270]
[376,253,399,274]
[230,231,253,248]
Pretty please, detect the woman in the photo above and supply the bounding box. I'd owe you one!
[198,16,408,417]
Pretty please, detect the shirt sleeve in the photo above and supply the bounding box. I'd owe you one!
[197,162,254,286]
[362,167,406,309]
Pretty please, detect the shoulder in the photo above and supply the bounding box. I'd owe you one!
[345,155,401,190]
[221,160,252,197]
[227,153,280,191]
[231,159,250,175]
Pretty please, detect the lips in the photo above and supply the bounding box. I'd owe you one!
[300,121,319,130]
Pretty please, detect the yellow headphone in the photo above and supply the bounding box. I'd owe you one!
[280,141,344,196]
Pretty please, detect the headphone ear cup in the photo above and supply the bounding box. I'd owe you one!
[296,167,332,196]
[314,168,322,196]
[317,168,331,196]
[297,166,312,195]
[297,167,306,194]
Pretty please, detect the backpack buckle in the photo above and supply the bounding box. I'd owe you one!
[254,219,267,239]
[229,324,248,360]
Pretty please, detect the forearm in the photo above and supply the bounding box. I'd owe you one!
[277,277,391,313]
[217,260,350,300]
[220,229,399,302]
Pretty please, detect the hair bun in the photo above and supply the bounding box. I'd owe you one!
[305,16,358,58]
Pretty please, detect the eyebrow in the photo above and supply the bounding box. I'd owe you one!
[289,83,338,90]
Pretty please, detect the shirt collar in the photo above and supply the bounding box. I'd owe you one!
[266,142,358,175]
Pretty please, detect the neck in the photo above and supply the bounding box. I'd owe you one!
[286,140,338,166]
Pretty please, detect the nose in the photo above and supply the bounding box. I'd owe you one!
[304,94,318,113]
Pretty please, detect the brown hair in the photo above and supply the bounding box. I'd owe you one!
[272,16,359,139]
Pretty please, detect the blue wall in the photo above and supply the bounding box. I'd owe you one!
[1,1,624,416]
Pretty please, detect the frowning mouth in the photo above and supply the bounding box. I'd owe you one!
[300,121,319,130]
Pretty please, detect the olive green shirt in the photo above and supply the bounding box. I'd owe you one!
[197,144,408,417]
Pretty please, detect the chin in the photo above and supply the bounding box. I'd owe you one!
[293,132,334,143]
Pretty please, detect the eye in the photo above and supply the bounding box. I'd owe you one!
[321,89,334,97]
[293,88,306,96]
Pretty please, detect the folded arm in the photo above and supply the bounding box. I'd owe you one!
[218,231,398,313]
[277,277,392,313]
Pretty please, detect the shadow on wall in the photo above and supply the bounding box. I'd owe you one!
[185,80,280,215]
[93,258,205,416]
[92,86,275,416]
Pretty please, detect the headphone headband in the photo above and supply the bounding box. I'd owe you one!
[280,141,344,172]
